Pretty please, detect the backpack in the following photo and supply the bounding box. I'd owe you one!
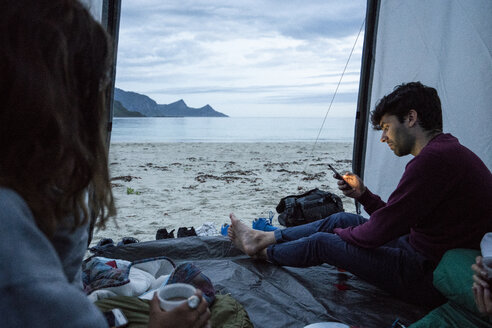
[276,188,344,227]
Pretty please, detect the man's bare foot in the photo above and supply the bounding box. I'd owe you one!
[229,213,276,257]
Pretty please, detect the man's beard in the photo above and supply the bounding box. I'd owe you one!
[391,127,415,157]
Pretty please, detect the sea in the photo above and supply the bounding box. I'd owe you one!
[110,117,355,143]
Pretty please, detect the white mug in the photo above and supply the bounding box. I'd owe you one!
[157,283,196,311]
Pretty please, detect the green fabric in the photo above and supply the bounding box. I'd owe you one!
[410,249,492,328]
[409,302,492,328]
[433,248,480,314]
[210,294,253,328]
[96,296,150,328]
[95,294,253,328]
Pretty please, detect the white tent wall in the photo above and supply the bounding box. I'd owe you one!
[80,0,103,22]
[361,0,492,211]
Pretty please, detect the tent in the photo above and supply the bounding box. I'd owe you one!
[83,0,492,326]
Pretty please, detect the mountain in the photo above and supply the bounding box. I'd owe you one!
[114,88,228,117]
[112,100,145,117]
[114,88,159,116]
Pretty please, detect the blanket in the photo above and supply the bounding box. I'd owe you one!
[83,256,216,305]
[83,256,175,302]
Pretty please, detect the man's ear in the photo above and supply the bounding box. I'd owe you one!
[407,109,418,127]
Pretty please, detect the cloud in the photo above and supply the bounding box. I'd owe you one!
[115,0,366,117]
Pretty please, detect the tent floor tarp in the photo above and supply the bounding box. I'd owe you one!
[93,236,429,327]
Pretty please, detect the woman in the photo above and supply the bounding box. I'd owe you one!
[0,0,210,327]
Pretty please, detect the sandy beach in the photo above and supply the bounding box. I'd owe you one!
[90,142,355,247]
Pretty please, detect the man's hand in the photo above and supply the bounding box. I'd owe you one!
[335,172,366,199]
[472,256,492,317]
[148,290,211,328]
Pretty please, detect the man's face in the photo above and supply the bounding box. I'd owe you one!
[379,114,415,157]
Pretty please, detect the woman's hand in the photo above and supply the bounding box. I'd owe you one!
[148,290,211,328]
[472,256,492,317]
[335,172,366,199]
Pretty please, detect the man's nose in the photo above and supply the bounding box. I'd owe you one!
[380,131,388,142]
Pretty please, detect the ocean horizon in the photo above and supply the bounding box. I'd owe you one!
[110,116,355,143]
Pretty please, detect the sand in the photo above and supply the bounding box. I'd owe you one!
[90,142,355,247]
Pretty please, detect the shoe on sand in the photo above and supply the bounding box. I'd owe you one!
[177,227,197,238]
[117,237,140,246]
[156,228,175,240]
[252,218,278,231]
[88,238,114,254]
[220,223,230,236]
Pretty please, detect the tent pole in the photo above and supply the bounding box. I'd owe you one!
[102,0,121,150]
[352,0,380,214]
[88,0,122,246]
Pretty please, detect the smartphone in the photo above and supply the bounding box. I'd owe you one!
[103,308,128,328]
[328,164,343,180]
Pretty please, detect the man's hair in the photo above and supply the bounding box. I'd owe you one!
[370,82,443,132]
[0,0,115,237]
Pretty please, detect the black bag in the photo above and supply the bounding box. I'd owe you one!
[276,188,344,227]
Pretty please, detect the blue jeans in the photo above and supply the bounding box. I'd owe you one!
[266,212,445,307]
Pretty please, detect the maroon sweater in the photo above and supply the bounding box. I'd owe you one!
[334,133,492,265]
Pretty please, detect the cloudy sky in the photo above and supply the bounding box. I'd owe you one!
[115,0,366,117]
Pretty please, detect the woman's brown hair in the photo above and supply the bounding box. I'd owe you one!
[0,0,116,237]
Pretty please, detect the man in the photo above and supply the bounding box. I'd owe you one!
[229,82,492,308]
